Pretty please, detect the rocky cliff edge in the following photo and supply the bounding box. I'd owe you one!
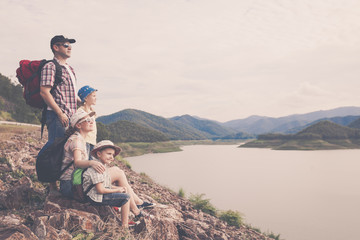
[0,125,274,240]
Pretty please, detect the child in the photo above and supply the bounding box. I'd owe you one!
[82,140,132,227]
[60,109,105,198]
[78,85,97,159]
[85,140,154,225]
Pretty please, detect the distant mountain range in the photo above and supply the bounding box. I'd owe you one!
[2,73,360,143]
[222,106,360,134]
[97,109,244,140]
[96,107,360,142]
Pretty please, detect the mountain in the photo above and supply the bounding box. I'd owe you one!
[97,109,209,140]
[97,120,170,143]
[242,121,360,150]
[170,114,236,138]
[295,121,360,139]
[284,115,360,133]
[348,117,360,129]
[223,107,360,134]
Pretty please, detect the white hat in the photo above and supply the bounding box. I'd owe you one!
[70,109,95,128]
[91,140,122,158]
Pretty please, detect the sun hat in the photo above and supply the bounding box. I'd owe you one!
[91,140,122,158]
[70,108,95,128]
[78,85,97,102]
[50,35,76,47]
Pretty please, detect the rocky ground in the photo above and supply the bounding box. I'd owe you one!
[0,125,275,240]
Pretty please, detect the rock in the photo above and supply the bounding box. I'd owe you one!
[33,217,47,240]
[0,176,42,210]
[0,224,39,240]
[135,217,179,240]
[0,214,23,226]
[66,209,104,233]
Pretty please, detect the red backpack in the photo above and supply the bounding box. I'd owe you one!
[16,59,62,109]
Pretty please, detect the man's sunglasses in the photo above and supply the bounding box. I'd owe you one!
[57,43,71,48]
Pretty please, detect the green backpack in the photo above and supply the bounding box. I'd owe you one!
[72,168,95,203]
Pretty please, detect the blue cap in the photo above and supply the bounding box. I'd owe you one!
[78,85,97,102]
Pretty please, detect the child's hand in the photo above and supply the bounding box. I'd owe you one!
[90,160,105,173]
[117,187,126,193]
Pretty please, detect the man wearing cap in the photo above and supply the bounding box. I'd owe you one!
[39,35,80,193]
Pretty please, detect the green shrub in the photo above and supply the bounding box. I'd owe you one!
[121,159,132,169]
[219,210,243,227]
[178,188,185,198]
[189,193,217,216]
[266,232,282,240]
[11,169,25,179]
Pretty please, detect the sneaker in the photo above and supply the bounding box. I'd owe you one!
[137,201,155,209]
[133,210,149,222]
[128,220,140,228]
[113,207,120,213]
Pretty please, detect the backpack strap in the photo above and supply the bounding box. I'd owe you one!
[82,168,95,195]
[40,60,63,138]
[61,160,74,176]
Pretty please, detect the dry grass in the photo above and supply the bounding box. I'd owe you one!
[0,124,41,138]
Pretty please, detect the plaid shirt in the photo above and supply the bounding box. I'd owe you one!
[60,132,88,181]
[40,58,77,118]
[83,161,111,202]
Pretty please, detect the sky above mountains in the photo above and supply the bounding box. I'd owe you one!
[1,0,360,122]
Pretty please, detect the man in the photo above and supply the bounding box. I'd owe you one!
[40,35,79,193]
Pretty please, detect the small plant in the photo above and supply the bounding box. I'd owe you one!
[219,210,243,227]
[139,172,152,185]
[10,169,25,179]
[0,156,11,167]
[0,156,7,164]
[121,159,132,169]
[178,187,185,198]
[266,232,282,240]
[189,193,217,216]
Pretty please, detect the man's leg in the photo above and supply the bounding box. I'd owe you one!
[39,110,66,191]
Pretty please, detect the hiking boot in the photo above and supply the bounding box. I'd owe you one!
[137,201,156,209]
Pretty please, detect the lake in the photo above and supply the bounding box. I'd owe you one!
[127,145,360,240]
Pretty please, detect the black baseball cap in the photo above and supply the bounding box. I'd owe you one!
[50,35,76,47]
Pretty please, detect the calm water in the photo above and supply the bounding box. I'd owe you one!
[127,145,360,240]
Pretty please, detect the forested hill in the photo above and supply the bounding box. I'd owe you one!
[242,121,360,150]
[0,74,41,123]
[296,120,360,139]
[257,121,360,141]
[170,114,235,137]
[97,109,238,140]
[97,120,169,142]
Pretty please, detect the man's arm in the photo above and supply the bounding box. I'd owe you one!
[40,86,69,127]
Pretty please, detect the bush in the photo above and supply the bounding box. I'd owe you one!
[189,193,217,216]
[120,158,132,169]
[219,210,243,227]
[178,188,185,198]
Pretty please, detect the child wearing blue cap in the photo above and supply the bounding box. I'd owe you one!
[78,85,98,159]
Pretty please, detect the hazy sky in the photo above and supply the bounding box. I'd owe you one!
[1,0,360,122]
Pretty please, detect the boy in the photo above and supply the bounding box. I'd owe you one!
[82,140,131,228]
